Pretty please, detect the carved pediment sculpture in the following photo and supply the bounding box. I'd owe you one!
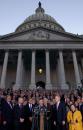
[29,30,50,40]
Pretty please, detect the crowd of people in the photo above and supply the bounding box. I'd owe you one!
[0,88,83,130]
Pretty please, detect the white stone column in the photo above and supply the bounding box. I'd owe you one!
[78,64,82,80]
[81,58,83,69]
[29,50,36,89]
[81,58,83,77]
[0,51,9,89]
[20,58,24,87]
[72,51,82,87]
[59,51,68,89]
[45,50,52,89]
[15,51,22,89]
[57,58,61,88]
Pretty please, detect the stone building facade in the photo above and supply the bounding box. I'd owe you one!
[0,2,83,90]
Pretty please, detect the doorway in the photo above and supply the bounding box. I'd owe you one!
[36,81,45,89]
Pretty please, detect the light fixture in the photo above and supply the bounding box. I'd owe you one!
[38,68,43,74]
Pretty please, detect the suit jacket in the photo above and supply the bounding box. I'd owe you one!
[52,101,67,125]
[0,97,2,124]
[2,100,14,124]
[13,104,25,123]
[24,103,34,130]
[25,103,33,118]
[80,103,83,121]
[13,104,26,130]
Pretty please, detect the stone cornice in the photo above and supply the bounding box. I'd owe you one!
[0,42,83,50]
[0,40,83,43]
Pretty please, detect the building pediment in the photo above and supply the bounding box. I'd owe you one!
[0,27,82,41]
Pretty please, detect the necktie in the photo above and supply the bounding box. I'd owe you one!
[30,104,32,111]
[57,102,59,110]
[8,102,13,109]
[20,104,23,109]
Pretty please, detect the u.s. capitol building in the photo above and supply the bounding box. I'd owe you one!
[0,2,83,90]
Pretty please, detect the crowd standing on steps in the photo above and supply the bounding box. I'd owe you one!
[0,88,83,130]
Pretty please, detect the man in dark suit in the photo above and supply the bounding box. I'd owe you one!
[24,98,33,130]
[0,96,3,130]
[1,95,14,130]
[79,97,83,121]
[13,97,25,130]
[52,94,67,130]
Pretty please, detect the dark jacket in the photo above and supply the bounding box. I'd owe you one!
[1,100,14,130]
[52,101,67,125]
[2,100,14,124]
[24,104,34,130]
[80,103,83,121]
[13,104,25,130]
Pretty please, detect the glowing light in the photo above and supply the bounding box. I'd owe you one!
[38,68,43,74]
